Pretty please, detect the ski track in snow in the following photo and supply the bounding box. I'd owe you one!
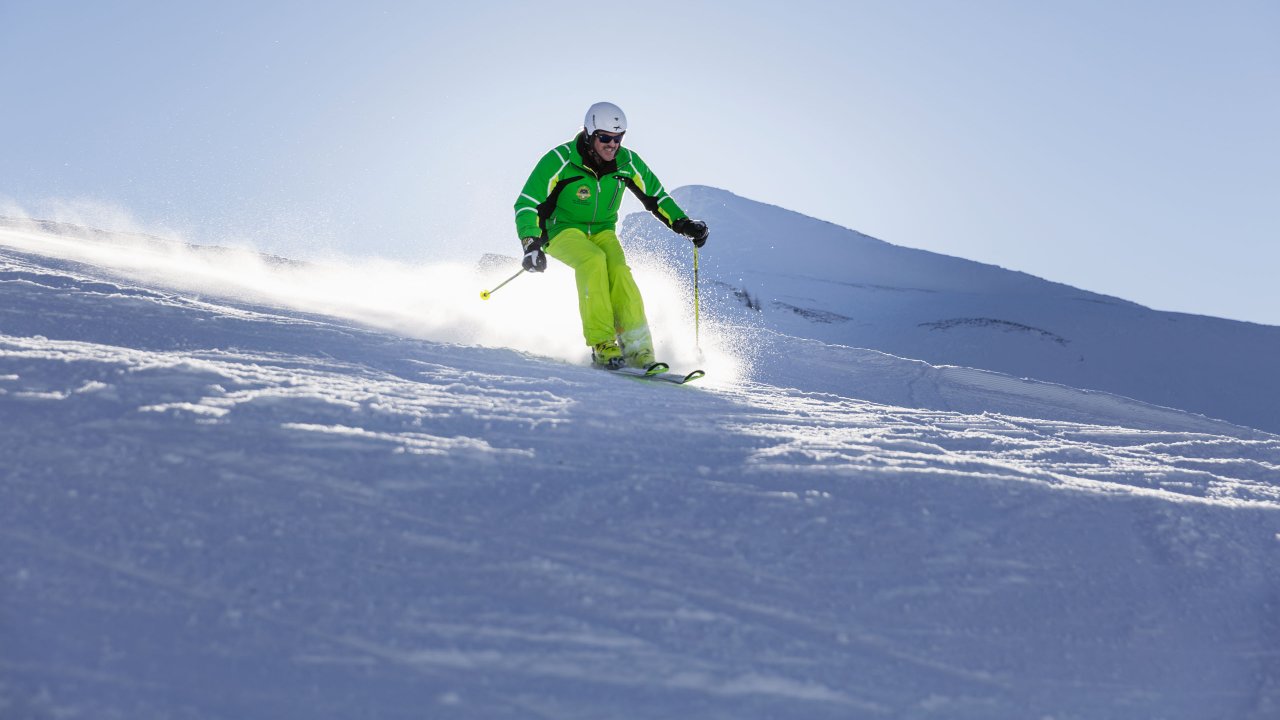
[3,234,1280,719]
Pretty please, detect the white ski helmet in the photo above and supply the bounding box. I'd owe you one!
[584,101,627,135]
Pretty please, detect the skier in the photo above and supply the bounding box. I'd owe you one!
[514,101,709,370]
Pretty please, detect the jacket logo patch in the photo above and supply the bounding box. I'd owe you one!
[576,186,591,201]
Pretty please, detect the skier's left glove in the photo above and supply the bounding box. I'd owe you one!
[521,236,547,273]
[672,218,709,248]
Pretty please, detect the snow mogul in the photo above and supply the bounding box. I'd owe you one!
[513,101,709,370]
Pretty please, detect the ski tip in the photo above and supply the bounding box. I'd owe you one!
[644,362,670,376]
[683,369,706,382]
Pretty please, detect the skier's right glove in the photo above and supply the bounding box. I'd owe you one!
[672,218,709,248]
[521,236,547,273]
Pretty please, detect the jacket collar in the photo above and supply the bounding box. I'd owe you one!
[574,131,618,177]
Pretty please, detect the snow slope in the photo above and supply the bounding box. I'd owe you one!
[624,186,1280,434]
[2,219,1279,720]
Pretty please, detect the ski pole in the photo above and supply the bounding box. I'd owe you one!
[480,268,525,300]
[693,245,702,354]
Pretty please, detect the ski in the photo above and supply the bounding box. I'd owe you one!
[608,363,706,385]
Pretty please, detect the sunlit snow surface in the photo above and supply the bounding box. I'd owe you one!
[2,219,1279,719]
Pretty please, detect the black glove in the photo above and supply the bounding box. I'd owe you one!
[672,218,708,248]
[521,236,547,273]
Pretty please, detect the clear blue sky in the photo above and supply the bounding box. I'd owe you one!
[2,0,1277,324]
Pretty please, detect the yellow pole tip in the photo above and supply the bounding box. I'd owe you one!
[480,291,490,300]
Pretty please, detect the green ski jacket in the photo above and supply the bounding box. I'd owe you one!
[514,132,688,241]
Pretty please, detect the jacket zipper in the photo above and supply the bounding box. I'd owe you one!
[592,177,602,232]
[607,178,621,212]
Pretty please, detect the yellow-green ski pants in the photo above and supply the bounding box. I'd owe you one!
[545,228,653,352]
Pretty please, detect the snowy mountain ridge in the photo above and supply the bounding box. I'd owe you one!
[625,186,1280,434]
[2,204,1279,719]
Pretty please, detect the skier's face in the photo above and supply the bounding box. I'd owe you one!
[592,131,623,161]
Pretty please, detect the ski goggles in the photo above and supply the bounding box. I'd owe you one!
[593,132,625,145]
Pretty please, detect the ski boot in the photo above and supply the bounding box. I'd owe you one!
[624,347,668,375]
[625,347,654,367]
[591,340,625,369]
